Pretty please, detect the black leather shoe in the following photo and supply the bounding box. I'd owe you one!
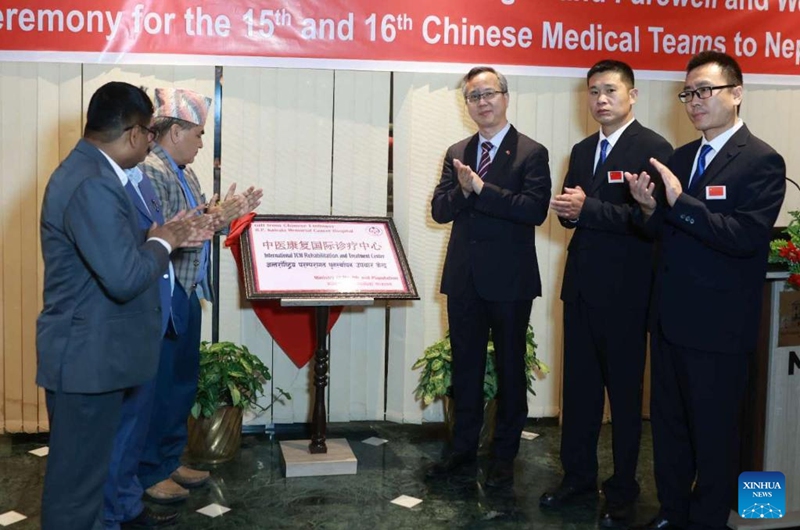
[599,500,635,528]
[121,507,179,529]
[484,459,514,488]
[631,516,684,530]
[539,482,597,508]
[425,452,476,479]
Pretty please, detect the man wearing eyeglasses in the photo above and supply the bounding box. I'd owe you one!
[429,66,551,487]
[37,82,214,530]
[135,88,262,507]
[626,52,786,530]
[543,60,673,527]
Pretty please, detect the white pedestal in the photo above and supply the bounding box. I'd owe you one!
[280,438,358,478]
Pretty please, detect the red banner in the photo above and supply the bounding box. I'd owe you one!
[0,1,798,82]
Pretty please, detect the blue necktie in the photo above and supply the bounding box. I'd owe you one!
[595,139,609,173]
[689,144,713,192]
[176,168,199,209]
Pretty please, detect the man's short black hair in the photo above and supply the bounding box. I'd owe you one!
[84,82,154,142]
[587,60,635,88]
[686,51,743,86]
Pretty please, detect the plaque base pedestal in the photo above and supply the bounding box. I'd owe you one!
[280,438,357,478]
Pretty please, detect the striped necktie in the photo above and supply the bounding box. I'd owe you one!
[477,142,493,179]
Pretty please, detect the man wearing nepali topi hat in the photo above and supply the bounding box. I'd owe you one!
[135,87,262,505]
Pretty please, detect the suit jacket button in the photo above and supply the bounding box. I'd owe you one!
[689,218,695,224]
[680,214,686,221]
[163,274,169,279]
[193,259,200,266]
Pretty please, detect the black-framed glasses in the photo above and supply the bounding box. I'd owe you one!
[124,123,157,138]
[465,89,507,105]
[678,85,737,103]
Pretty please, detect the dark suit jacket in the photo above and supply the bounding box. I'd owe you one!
[560,120,673,309]
[37,140,170,393]
[431,125,551,301]
[644,125,786,354]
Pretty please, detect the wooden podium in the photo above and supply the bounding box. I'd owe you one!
[730,271,800,529]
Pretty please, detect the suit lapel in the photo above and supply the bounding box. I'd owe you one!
[139,176,166,225]
[124,181,154,222]
[690,126,748,197]
[464,134,479,177]
[576,133,599,193]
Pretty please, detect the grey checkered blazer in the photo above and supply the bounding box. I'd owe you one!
[139,143,214,302]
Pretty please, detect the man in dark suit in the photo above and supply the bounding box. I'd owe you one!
[37,82,212,530]
[626,51,786,530]
[543,60,672,527]
[428,66,551,487]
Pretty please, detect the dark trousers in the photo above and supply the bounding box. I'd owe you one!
[42,388,125,530]
[139,292,201,488]
[447,294,533,461]
[651,327,748,530]
[560,298,647,503]
[102,379,157,528]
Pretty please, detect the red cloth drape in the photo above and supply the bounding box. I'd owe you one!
[225,214,342,368]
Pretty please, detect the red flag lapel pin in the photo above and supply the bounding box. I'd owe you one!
[705,185,726,200]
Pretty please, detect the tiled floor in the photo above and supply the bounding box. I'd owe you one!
[0,419,662,529]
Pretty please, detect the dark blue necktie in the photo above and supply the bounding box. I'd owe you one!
[689,144,713,192]
[595,139,609,173]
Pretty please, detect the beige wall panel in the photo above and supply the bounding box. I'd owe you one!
[390,72,474,424]
[0,63,81,433]
[329,70,391,422]
[17,64,41,433]
[512,76,585,418]
[743,85,800,227]
[1,63,26,433]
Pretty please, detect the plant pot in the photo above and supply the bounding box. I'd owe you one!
[186,405,243,464]
[443,397,497,455]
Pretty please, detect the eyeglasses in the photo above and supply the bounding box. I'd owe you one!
[678,85,737,103]
[124,123,157,139]
[465,89,507,105]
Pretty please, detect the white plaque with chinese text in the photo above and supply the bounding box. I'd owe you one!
[239,216,417,300]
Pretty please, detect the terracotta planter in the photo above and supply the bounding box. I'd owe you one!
[443,397,497,455]
[186,406,243,464]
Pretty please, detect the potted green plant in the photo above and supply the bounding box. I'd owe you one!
[187,341,290,464]
[412,325,548,451]
[769,210,800,289]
